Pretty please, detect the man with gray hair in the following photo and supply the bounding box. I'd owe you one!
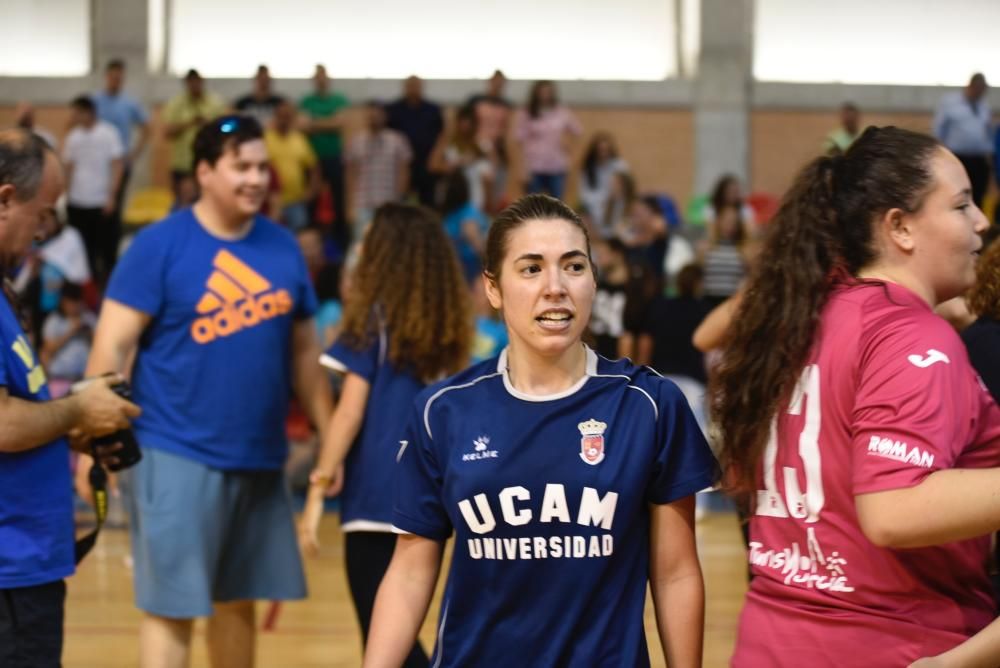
[0,128,139,668]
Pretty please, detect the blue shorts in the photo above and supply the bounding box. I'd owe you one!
[126,447,306,618]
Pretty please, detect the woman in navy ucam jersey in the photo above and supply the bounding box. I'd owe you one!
[365,194,718,667]
[299,203,472,667]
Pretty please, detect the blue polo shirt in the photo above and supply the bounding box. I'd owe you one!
[92,90,148,151]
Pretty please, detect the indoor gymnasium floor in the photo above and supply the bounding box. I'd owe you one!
[64,511,748,667]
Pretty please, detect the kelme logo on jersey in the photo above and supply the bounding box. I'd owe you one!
[578,419,607,465]
[462,435,498,462]
[190,250,292,344]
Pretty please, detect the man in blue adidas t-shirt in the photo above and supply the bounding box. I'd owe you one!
[80,116,331,668]
[0,129,139,668]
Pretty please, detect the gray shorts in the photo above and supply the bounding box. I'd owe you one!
[126,447,306,619]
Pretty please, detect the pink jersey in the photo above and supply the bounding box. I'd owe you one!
[733,281,1000,667]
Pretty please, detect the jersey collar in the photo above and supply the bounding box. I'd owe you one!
[496,346,598,402]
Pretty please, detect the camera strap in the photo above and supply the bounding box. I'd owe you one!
[74,462,108,564]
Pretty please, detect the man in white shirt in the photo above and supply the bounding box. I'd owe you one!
[63,96,124,285]
[933,73,992,207]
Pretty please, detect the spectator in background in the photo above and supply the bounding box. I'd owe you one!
[386,76,443,207]
[266,99,321,230]
[14,222,93,346]
[702,174,756,229]
[40,282,95,389]
[63,95,124,285]
[579,132,629,237]
[962,232,1000,402]
[313,262,344,348]
[235,64,283,127]
[162,70,226,198]
[345,101,412,239]
[296,225,329,285]
[700,203,751,308]
[638,263,711,430]
[91,58,149,246]
[429,105,494,211]
[14,102,56,149]
[439,170,489,283]
[466,70,512,210]
[824,102,862,153]
[300,65,350,246]
[620,195,695,292]
[934,72,992,207]
[515,81,582,199]
[588,236,632,360]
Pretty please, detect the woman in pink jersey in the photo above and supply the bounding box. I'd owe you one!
[713,126,999,667]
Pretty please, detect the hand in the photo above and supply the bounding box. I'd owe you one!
[73,374,141,438]
[298,487,325,557]
[102,198,115,216]
[326,464,344,497]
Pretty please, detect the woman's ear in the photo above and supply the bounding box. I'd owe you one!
[880,207,916,253]
[483,273,503,311]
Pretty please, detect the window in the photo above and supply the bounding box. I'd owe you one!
[2,0,90,76]
[754,0,1000,85]
[168,0,683,80]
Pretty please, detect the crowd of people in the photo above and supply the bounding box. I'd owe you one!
[1,57,1000,668]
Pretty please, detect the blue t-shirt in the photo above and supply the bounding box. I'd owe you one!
[394,347,717,666]
[92,90,148,152]
[0,297,74,588]
[106,208,318,470]
[321,327,425,528]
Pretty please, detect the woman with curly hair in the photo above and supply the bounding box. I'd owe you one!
[963,231,1000,402]
[298,202,472,667]
[712,126,1000,666]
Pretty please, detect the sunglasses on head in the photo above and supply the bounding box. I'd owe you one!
[216,116,242,134]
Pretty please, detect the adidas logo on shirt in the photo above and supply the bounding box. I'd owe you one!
[190,249,293,344]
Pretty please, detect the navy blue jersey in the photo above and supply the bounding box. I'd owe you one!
[321,325,425,530]
[393,347,717,666]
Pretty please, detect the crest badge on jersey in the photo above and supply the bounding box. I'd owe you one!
[578,418,607,465]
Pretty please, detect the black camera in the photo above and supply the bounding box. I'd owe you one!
[91,380,142,472]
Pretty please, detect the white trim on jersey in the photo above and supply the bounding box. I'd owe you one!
[319,353,348,373]
[340,519,395,533]
[421,346,661,440]
[432,600,450,668]
[626,385,659,421]
[422,372,503,439]
[496,346,599,402]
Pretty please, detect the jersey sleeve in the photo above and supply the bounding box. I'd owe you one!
[646,378,719,504]
[851,313,975,495]
[104,226,167,317]
[320,332,379,382]
[392,399,452,540]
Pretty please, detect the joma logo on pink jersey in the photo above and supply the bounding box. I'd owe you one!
[867,436,935,468]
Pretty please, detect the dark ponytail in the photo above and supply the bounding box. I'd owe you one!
[711,126,941,497]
